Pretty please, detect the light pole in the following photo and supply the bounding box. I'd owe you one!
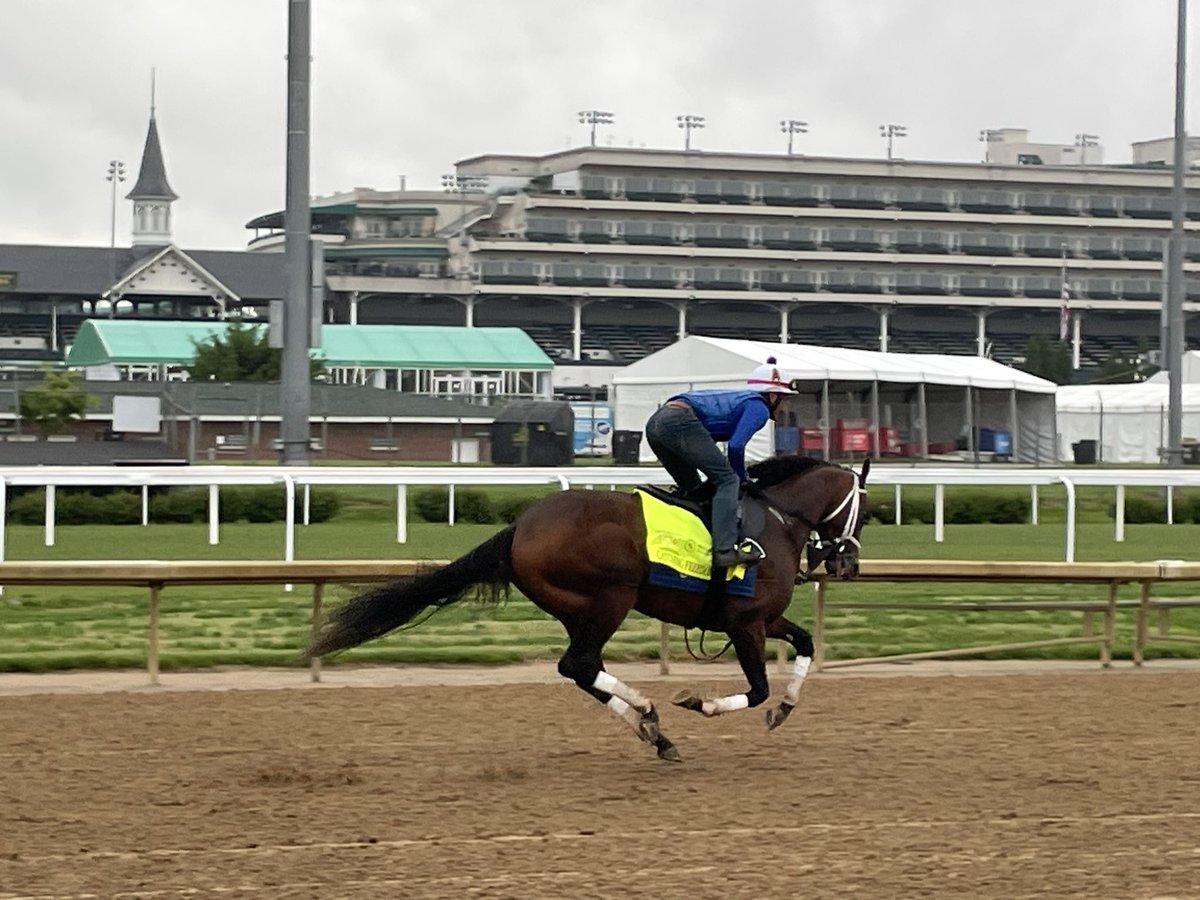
[677,114,705,151]
[578,110,614,147]
[880,123,907,160]
[104,160,126,314]
[979,129,1002,163]
[780,119,808,155]
[1074,132,1100,165]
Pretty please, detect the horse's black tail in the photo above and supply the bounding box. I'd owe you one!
[306,526,515,659]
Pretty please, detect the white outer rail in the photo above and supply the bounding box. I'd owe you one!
[1,465,1198,570]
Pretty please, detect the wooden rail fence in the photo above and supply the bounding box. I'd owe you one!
[1,559,1198,683]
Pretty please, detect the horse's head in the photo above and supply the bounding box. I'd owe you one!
[805,458,870,580]
[746,456,870,581]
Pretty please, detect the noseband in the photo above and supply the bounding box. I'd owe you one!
[755,475,865,584]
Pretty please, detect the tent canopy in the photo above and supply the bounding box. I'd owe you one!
[1057,380,1200,463]
[613,337,1057,464]
[612,337,1057,393]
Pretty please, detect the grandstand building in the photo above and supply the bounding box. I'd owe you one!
[247,145,1200,375]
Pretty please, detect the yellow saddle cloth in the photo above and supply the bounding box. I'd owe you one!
[634,489,753,593]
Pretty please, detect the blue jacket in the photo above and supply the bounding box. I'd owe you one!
[670,389,770,480]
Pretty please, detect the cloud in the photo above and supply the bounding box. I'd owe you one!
[0,0,1191,249]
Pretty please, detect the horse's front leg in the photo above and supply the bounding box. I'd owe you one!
[763,615,815,731]
[672,621,769,717]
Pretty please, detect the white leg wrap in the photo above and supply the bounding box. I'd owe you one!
[784,656,812,706]
[701,693,749,716]
[606,696,644,731]
[593,670,652,713]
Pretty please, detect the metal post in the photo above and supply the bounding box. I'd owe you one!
[396,484,408,543]
[207,484,219,545]
[934,484,945,542]
[917,382,928,458]
[281,0,313,465]
[878,308,889,353]
[1166,0,1188,467]
[44,485,55,547]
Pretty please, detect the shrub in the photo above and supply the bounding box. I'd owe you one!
[150,487,207,523]
[244,486,284,523]
[56,491,105,525]
[305,489,341,523]
[413,488,449,523]
[100,491,142,525]
[455,489,494,524]
[218,489,251,523]
[496,494,540,524]
[1113,494,1166,524]
[7,490,45,525]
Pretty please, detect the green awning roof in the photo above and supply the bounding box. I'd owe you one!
[319,325,552,369]
[65,321,553,370]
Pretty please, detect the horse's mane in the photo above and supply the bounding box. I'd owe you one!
[747,455,836,489]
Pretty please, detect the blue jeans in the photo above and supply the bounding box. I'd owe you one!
[645,406,740,552]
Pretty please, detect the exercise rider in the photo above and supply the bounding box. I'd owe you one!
[644,357,796,569]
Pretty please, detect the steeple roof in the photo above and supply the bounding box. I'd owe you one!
[126,114,178,201]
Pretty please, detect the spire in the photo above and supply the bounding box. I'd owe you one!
[128,70,177,247]
[126,114,177,201]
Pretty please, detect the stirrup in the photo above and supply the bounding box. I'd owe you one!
[713,539,766,569]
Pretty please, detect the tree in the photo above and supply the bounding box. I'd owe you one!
[1017,334,1073,385]
[187,320,325,382]
[1091,338,1159,384]
[18,368,94,436]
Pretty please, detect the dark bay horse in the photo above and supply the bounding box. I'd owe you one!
[308,456,870,761]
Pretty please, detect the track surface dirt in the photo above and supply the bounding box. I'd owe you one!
[1,668,1198,898]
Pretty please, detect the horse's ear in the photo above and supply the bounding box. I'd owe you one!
[859,458,871,485]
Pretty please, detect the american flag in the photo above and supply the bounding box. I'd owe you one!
[1059,279,1070,342]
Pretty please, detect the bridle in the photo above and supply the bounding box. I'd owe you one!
[753,469,866,584]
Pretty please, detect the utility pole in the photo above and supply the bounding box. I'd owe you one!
[280,0,312,465]
[1165,0,1188,467]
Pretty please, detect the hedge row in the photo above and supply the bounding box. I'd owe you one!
[869,492,1031,525]
[6,486,340,526]
[412,488,540,525]
[870,489,1200,525]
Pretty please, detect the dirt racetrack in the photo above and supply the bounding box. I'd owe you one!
[1,667,1198,899]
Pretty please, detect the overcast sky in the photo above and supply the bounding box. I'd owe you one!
[0,1,1191,250]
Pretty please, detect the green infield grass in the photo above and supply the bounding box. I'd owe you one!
[1,495,1198,672]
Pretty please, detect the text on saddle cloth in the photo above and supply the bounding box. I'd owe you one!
[634,489,758,598]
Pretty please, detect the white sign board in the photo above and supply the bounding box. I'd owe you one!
[112,395,162,433]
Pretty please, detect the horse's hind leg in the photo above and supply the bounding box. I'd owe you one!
[555,594,681,762]
[763,615,815,731]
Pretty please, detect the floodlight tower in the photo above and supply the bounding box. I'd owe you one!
[578,110,614,146]
[677,114,706,151]
[780,119,808,155]
[880,123,907,160]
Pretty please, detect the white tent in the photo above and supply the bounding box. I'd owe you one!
[612,337,1058,464]
[1057,380,1200,463]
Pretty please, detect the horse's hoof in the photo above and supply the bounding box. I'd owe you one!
[655,737,683,763]
[672,690,704,713]
[765,701,794,731]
